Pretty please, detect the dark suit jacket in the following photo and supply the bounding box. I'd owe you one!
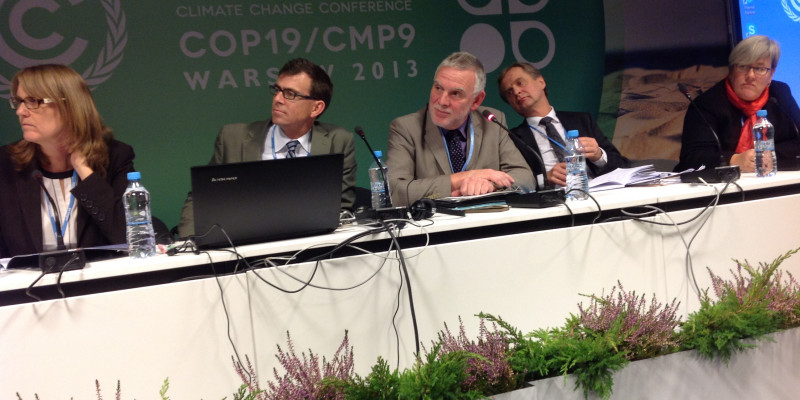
[386,106,534,206]
[177,119,357,237]
[0,139,135,258]
[508,111,629,187]
[675,79,800,171]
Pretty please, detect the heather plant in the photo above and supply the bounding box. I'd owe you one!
[481,280,683,400]
[431,316,518,395]
[231,356,265,400]
[261,330,354,400]
[680,248,800,361]
[578,282,682,360]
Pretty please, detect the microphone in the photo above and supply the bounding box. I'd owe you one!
[481,110,564,208]
[769,97,800,139]
[32,170,66,250]
[353,126,408,221]
[481,110,549,190]
[677,83,740,183]
[769,96,800,170]
[355,125,391,206]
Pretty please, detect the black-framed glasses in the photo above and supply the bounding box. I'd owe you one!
[734,64,772,77]
[9,96,64,110]
[269,84,316,101]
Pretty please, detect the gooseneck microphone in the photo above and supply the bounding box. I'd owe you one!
[354,126,392,209]
[769,97,800,139]
[769,96,800,169]
[678,83,729,167]
[481,109,549,191]
[480,110,564,207]
[677,83,739,182]
[32,170,66,250]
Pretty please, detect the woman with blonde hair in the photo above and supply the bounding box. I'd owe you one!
[0,64,136,258]
[676,35,800,172]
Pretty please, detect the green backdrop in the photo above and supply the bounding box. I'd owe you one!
[1,0,605,229]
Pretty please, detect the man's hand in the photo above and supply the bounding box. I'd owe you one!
[547,162,567,186]
[450,169,514,196]
[730,149,755,173]
[579,137,603,162]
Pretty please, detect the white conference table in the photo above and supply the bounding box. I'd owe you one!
[2,172,800,399]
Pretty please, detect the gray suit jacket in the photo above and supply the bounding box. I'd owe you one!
[177,119,356,237]
[386,106,534,206]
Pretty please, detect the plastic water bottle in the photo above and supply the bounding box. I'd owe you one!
[753,109,777,177]
[369,150,392,209]
[123,172,156,258]
[565,130,589,201]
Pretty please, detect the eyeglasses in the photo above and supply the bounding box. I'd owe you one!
[269,84,317,101]
[734,64,772,77]
[9,96,64,110]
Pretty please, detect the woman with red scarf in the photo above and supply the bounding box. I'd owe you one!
[675,35,800,173]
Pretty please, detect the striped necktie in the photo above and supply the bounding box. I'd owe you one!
[539,117,567,162]
[286,140,299,158]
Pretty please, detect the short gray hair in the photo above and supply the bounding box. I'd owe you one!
[435,51,486,95]
[729,35,781,70]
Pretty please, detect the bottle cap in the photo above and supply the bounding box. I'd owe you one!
[756,109,767,117]
[566,130,579,138]
[373,150,383,158]
[127,171,141,181]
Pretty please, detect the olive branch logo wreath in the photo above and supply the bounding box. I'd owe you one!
[783,0,800,22]
[0,0,127,97]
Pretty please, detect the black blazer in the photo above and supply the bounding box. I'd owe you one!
[0,139,135,258]
[508,110,629,187]
[675,79,800,171]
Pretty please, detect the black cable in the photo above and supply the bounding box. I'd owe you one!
[384,221,420,359]
[560,200,574,226]
[392,244,404,370]
[25,271,46,301]
[201,249,252,384]
[608,182,731,227]
[56,253,81,299]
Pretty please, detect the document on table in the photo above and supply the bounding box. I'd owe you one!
[589,165,682,192]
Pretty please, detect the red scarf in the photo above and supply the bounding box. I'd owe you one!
[725,79,769,153]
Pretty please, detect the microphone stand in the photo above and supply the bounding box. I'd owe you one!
[677,84,740,183]
[32,170,66,250]
[481,110,564,207]
[354,126,408,221]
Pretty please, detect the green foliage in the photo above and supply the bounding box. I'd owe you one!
[481,313,629,400]
[323,357,400,400]
[396,343,484,400]
[679,248,800,362]
[160,378,170,400]
[226,384,264,400]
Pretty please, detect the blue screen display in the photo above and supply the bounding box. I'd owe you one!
[736,0,800,97]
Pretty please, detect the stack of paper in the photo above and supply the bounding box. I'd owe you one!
[588,165,680,192]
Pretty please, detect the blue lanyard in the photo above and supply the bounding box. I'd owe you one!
[269,124,311,159]
[528,123,568,153]
[440,122,475,172]
[44,170,77,241]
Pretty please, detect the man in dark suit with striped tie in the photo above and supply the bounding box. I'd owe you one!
[498,62,628,188]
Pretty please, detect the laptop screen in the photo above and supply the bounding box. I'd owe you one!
[190,153,343,248]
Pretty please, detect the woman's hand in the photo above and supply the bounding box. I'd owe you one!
[730,149,755,173]
[70,151,94,179]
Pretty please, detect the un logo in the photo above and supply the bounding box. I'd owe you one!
[457,0,554,73]
[0,0,128,97]
[783,0,800,22]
